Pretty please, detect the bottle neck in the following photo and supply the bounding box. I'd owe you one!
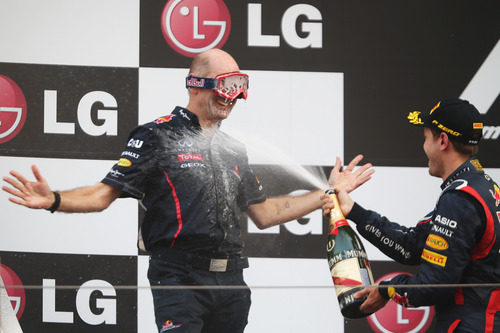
[327,191,349,234]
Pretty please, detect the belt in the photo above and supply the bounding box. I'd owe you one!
[151,248,249,272]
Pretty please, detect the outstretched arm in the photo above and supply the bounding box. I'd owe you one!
[3,165,121,213]
[247,189,324,229]
[248,155,373,229]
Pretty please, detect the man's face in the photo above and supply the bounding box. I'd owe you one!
[204,88,238,122]
[423,127,443,177]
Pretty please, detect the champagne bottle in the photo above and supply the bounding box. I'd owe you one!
[325,189,374,319]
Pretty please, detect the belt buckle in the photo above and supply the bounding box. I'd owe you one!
[209,259,228,272]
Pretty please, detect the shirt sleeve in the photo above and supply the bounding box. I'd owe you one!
[379,191,484,307]
[236,148,267,210]
[101,124,158,199]
[348,202,432,265]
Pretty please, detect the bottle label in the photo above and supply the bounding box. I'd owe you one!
[328,249,367,268]
[331,258,363,296]
[328,219,349,235]
[359,267,373,287]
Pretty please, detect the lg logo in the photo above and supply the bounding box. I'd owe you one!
[161,0,231,58]
[0,75,27,144]
[0,264,26,320]
[161,1,323,58]
[366,272,434,333]
[0,75,118,144]
[44,90,118,136]
[42,278,117,325]
[248,3,322,49]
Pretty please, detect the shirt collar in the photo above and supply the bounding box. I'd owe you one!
[441,157,483,190]
[172,106,201,129]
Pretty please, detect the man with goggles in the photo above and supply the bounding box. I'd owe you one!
[3,48,371,333]
[186,71,249,101]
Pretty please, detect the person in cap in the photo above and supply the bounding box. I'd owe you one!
[2,48,373,333]
[322,98,500,332]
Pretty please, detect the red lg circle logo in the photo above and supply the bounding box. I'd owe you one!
[0,264,26,320]
[161,0,231,58]
[366,272,434,333]
[0,74,27,144]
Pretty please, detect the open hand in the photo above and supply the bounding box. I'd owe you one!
[2,165,54,209]
[328,154,374,193]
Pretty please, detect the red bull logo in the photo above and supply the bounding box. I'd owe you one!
[156,115,175,124]
[161,319,183,331]
[490,184,500,207]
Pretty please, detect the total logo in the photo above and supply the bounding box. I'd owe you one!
[0,75,27,144]
[161,0,323,58]
[366,272,434,333]
[0,264,26,320]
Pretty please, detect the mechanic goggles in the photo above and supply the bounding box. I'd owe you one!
[185,72,249,100]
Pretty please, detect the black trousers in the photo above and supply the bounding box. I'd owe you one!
[148,257,251,333]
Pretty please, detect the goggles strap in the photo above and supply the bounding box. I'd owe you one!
[185,76,218,90]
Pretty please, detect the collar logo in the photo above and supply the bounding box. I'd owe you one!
[161,0,231,58]
[0,75,27,144]
[156,115,175,124]
[470,159,483,171]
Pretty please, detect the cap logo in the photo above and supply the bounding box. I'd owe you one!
[407,111,423,125]
[429,101,441,114]
[431,120,462,137]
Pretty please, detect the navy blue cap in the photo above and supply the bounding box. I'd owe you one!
[408,98,483,145]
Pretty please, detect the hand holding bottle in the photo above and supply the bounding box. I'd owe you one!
[353,286,388,314]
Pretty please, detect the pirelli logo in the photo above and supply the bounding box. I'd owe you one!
[421,248,447,267]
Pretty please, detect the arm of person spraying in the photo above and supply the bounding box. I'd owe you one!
[247,189,325,229]
[250,154,373,229]
[3,165,121,213]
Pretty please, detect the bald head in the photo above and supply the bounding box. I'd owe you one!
[189,49,240,78]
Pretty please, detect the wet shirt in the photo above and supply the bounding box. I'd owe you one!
[102,107,266,255]
[348,158,500,332]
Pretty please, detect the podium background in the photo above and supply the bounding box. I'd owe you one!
[1,0,498,332]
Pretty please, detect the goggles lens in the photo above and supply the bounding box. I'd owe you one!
[216,73,249,100]
[185,72,249,100]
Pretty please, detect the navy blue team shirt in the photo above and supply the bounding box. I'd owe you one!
[102,107,266,255]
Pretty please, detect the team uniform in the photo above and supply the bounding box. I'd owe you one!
[348,158,500,332]
[102,106,266,332]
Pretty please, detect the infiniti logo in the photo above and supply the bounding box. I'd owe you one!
[161,0,231,58]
